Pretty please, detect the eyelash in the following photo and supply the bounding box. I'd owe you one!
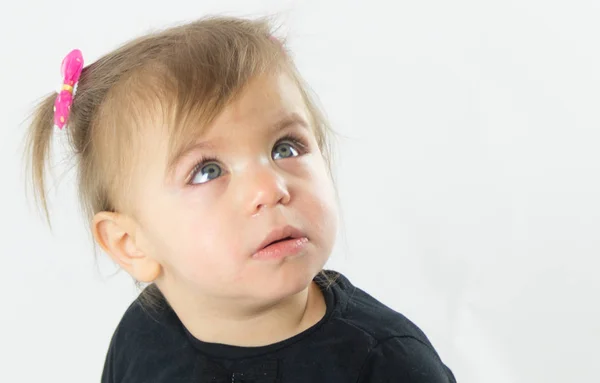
[185,133,308,185]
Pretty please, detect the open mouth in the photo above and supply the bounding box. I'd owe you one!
[257,225,305,250]
[253,225,308,260]
[263,236,293,248]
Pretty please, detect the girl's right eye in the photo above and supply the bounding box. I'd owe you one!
[189,161,222,185]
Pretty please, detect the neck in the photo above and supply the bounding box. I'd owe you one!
[161,281,326,347]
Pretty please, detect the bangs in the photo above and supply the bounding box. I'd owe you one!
[156,21,287,170]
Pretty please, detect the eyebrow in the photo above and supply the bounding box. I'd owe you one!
[165,112,309,177]
[271,112,309,134]
[165,140,214,179]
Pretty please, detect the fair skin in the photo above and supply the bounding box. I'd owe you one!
[93,71,338,347]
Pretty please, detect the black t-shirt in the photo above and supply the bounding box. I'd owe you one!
[101,270,457,382]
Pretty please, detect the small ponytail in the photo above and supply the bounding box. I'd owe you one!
[24,92,59,225]
[25,49,84,226]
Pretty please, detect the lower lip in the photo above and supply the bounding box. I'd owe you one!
[253,237,309,260]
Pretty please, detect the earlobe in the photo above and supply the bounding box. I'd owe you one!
[132,258,162,283]
[92,212,161,283]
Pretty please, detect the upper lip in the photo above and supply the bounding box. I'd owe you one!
[256,225,306,251]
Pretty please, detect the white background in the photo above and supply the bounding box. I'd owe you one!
[2,0,599,382]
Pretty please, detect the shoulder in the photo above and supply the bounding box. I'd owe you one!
[101,286,194,383]
[356,336,457,383]
[325,270,435,346]
[322,271,456,382]
[106,287,188,352]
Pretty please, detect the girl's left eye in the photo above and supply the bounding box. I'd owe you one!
[272,142,300,160]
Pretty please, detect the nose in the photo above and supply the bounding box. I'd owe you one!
[239,162,291,215]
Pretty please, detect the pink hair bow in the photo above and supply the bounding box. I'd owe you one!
[53,49,84,129]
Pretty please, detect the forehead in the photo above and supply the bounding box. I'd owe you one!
[203,72,308,138]
[165,72,309,159]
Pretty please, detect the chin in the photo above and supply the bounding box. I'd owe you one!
[253,254,325,301]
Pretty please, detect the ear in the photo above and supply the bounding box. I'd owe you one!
[92,212,161,283]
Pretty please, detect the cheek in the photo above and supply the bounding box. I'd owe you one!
[136,188,212,259]
[296,156,339,247]
[149,191,245,280]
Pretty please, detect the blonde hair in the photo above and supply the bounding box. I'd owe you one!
[24,16,338,305]
[26,15,334,224]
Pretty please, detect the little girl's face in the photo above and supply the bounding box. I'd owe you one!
[130,72,338,304]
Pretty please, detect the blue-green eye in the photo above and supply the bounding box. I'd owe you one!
[272,142,299,160]
[190,162,222,184]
